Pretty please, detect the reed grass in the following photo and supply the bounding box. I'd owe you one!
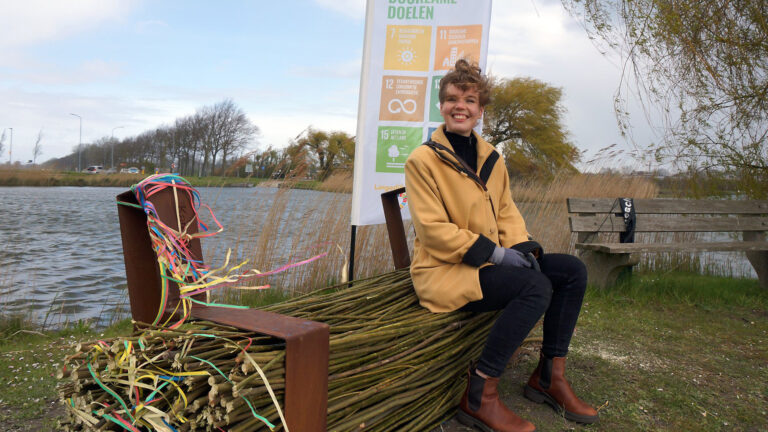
[315,170,353,193]
[512,173,658,254]
[209,171,663,307]
[210,169,756,303]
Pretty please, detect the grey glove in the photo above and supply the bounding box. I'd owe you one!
[489,246,532,268]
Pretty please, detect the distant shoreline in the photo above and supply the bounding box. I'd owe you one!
[0,168,353,193]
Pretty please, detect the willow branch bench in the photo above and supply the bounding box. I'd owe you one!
[568,198,768,289]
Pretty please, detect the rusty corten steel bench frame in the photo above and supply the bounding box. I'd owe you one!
[116,188,329,432]
[381,187,411,270]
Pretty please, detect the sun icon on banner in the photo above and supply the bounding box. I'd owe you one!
[398,47,416,65]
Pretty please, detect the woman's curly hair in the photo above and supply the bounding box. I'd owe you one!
[438,59,492,107]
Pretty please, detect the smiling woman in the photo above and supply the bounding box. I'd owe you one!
[405,59,599,431]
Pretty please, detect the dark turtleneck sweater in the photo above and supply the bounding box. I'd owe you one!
[444,130,478,173]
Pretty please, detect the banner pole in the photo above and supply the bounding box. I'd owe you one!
[348,225,357,284]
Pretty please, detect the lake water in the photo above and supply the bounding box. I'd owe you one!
[0,186,348,328]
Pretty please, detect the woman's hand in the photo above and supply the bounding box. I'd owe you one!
[489,246,532,268]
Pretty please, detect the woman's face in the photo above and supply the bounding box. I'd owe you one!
[440,84,483,137]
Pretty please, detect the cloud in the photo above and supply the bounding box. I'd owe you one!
[249,112,358,149]
[0,58,125,87]
[0,0,135,85]
[312,0,366,20]
[485,54,540,72]
[0,1,132,51]
[483,0,646,158]
[0,86,195,162]
[489,1,578,71]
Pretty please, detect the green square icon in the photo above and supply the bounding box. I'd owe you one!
[375,126,422,173]
[429,75,444,123]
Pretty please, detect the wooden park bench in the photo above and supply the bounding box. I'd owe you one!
[568,198,768,289]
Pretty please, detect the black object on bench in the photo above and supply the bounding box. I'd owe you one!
[568,198,768,289]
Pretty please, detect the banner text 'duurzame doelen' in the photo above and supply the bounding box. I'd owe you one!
[352,0,492,226]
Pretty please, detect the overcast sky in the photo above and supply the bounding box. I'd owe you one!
[0,0,651,168]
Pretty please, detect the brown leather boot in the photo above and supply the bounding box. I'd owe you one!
[524,354,599,423]
[457,368,536,432]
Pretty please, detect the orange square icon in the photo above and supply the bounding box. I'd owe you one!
[379,75,428,122]
[434,25,483,71]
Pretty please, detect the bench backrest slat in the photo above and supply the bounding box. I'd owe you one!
[570,214,768,233]
[567,198,768,214]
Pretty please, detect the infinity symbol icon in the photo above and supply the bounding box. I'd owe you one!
[388,98,417,114]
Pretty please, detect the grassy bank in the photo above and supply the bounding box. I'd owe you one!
[0,167,145,187]
[440,272,768,432]
[0,167,357,190]
[0,319,132,431]
[1,272,765,431]
[0,167,270,188]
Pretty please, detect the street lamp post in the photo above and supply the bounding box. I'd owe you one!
[111,126,124,170]
[70,113,82,172]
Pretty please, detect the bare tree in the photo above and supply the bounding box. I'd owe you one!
[154,126,175,170]
[220,106,258,169]
[174,116,199,176]
[32,128,43,164]
[47,99,259,177]
[197,99,258,176]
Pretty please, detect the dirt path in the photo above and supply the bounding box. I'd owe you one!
[2,399,63,432]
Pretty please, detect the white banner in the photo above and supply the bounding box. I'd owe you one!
[351,0,493,226]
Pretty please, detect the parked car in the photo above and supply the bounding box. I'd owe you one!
[127,167,140,174]
[85,165,104,174]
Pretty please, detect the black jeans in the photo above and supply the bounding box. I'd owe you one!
[460,253,588,377]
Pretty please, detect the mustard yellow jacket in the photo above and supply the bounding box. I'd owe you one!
[404,126,530,312]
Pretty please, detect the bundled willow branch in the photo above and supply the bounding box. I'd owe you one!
[58,269,538,431]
